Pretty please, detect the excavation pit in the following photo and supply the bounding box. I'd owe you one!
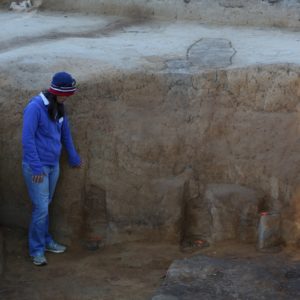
[1,1,300,299]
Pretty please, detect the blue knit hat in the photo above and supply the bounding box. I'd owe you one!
[48,72,76,96]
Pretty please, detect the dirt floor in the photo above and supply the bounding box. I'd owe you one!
[0,227,299,300]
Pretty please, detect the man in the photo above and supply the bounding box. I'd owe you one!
[22,71,81,266]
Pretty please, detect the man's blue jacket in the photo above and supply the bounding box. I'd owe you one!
[22,93,81,175]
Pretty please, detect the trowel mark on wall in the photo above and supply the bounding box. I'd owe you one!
[84,185,108,240]
[270,176,279,201]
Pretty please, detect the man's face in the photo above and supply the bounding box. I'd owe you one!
[56,96,68,104]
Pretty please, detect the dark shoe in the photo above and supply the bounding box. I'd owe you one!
[46,241,67,253]
[32,254,47,266]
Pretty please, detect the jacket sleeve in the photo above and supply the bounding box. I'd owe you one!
[61,115,81,167]
[22,103,44,175]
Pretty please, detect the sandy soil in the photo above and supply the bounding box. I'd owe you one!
[1,227,299,300]
[0,227,191,300]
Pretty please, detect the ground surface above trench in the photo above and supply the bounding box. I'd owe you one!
[1,10,300,88]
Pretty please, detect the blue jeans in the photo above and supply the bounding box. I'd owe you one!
[22,162,60,256]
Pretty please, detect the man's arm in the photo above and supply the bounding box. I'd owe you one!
[61,115,81,167]
[22,103,44,182]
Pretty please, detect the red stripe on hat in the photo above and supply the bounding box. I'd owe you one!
[48,87,75,97]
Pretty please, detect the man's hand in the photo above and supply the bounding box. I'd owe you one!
[32,174,44,183]
[73,160,83,169]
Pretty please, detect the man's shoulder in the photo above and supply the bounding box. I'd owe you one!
[24,95,44,115]
[26,95,43,109]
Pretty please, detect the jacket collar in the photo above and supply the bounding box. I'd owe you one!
[40,92,49,106]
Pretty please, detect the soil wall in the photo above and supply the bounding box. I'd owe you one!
[1,64,300,246]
